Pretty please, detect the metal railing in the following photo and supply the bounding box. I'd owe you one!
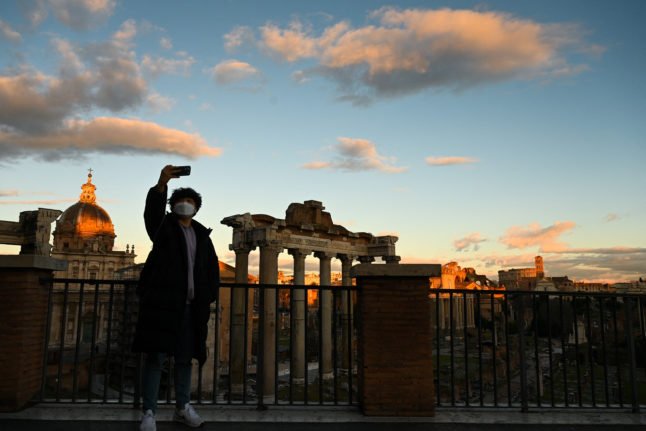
[39,280,646,412]
[430,289,646,412]
[38,279,359,408]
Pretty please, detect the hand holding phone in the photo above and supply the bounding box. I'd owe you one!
[175,166,191,176]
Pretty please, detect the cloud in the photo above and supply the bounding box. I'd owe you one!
[224,26,255,52]
[209,59,262,88]
[113,18,137,43]
[454,232,487,252]
[0,198,75,206]
[146,92,175,112]
[0,117,221,160]
[160,37,172,50]
[426,156,478,166]
[302,161,332,170]
[0,189,19,197]
[0,19,22,43]
[604,213,620,223]
[499,221,576,252]
[251,8,599,104]
[302,137,406,173]
[0,26,217,161]
[260,20,322,61]
[47,0,116,30]
[198,102,213,111]
[142,53,196,77]
[471,248,646,282]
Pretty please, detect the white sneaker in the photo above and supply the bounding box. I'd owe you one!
[173,403,204,427]
[140,409,156,431]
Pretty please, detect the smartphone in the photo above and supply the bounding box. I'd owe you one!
[176,166,191,176]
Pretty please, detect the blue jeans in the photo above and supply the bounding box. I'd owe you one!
[142,304,194,412]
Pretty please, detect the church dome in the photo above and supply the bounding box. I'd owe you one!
[53,171,115,252]
[57,201,115,238]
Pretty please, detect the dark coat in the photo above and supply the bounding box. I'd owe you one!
[132,186,219,365]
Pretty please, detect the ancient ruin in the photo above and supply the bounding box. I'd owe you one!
[221,200,399,399]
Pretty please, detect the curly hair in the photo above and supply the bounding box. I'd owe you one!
[169,187,202,213]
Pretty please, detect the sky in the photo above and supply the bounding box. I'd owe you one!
[1,0,645,282]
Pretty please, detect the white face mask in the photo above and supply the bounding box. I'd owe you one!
[173,201,195,217]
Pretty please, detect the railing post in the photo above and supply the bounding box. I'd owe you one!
[518,312,529,413]
[625,297,640,413]
[352,263,441,416]
[256,284,266,411]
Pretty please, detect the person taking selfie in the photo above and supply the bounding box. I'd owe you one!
[133,165,219,431]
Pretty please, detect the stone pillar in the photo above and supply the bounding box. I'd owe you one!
[230,246,253,396]
[0,255,67,412]
[315,251,334,377]
[352,263,441,416]
[288,249,310,383]
[259,242,282,401]
[338,254,354,370]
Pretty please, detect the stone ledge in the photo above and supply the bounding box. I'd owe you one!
[351,263,441,278]
[0,255,67,271]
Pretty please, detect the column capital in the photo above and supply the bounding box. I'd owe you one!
[314,251,336,261]
[232,244,256,254]
[358,256,375,264]
[257,240,283,254]
[384,255,401,264]
[288,248,312,259]
[337,254,356,264]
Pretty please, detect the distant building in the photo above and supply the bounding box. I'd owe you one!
[51,171,135,279]
[498,256,544,290]
[430,262,497,332]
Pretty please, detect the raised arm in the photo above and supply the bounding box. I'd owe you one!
[144,165,181,240]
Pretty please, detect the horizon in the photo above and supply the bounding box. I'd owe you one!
[1,0,644,283]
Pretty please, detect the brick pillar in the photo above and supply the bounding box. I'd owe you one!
[352,263,441,417]
[0,255,66,412]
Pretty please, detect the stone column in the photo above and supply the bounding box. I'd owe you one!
[352,263,441,416]
[230,246,253,396]
[259,242,282,401]
[288,249,310,383]
[0,255,67,412]
[338,254,354,370]
[315,251,334,377]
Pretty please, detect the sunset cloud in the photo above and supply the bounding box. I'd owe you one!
[0,189,19,197]
[0,198,75,206]
[499,221,576,252]
[0,19,22,43]
[160,37,172,50]
[303,137,406,173]
[224,26,255,52]
[210,59,261,85]
[0,22,222,161]
[0,117,221,160]
[26,0,117,30]
[245,8,599,104]
[426,156,479,166]
[454,232,487,252]
[604,213,620,222]
[142,52,196,77]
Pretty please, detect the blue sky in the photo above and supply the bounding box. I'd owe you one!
[1,0,645,281]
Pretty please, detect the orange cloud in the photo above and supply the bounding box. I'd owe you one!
[249,7,599,104]
[0,117,221,160]
[426,156,478,166]
[499,221,576,252]
[210,59,261,85]
[454,232,487,252]
[302,137,406,173]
